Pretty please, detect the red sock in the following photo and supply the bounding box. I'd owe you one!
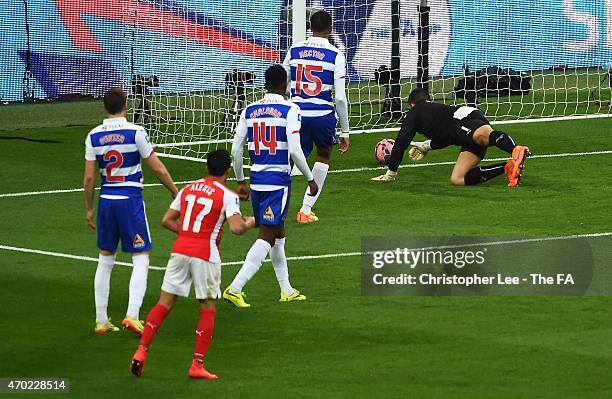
[140,303,169,349]
[194,308,215,362]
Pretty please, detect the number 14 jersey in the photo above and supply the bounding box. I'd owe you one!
[235,93,302,191]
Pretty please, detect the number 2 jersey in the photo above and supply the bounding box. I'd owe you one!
[169,178,241,263]
[283,37,346,118]
[84,117,153,198]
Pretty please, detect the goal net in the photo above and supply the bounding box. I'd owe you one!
[123,0,612,162]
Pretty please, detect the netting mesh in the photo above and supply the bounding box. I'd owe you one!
[428,0,612,121]
[121,0,611,161]
[122,0,283,161]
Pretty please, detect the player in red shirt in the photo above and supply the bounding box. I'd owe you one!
[130,150,255,379]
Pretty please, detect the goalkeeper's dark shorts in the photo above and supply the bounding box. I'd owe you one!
[451,109,490,160]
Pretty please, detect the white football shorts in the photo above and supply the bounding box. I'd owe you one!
[161,253,221,299]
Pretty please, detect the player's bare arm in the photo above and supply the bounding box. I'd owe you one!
[146,153,178,197]
[307,180,318,197]
[231,108,251,201]
[161,208,180,233]
[338,135,350,154]
[83,160,97,230]
[227,214,256,235]
[235,181,250,201]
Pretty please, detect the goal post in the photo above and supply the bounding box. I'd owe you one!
[292,0,307,44]
[417,0,430,91]
[124,0,612,162]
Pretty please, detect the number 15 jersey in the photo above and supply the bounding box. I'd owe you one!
[283,37,346,118]
[169,178,241,263]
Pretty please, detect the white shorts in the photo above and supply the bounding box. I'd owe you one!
[161,253,221,299]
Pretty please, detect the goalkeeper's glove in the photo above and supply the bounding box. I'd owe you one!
[408,140,432,162]
[371,169,397,181]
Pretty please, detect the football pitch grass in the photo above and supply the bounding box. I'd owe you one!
[1,112,612,398]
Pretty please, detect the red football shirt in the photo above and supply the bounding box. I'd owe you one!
[169,178,241,263]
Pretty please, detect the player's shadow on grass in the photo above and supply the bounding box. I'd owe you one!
[0,136,61,143]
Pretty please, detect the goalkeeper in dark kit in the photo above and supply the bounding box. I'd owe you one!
[372,88,531,187]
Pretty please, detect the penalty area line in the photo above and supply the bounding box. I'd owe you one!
[1,232,610,270]
[1,149,612,199]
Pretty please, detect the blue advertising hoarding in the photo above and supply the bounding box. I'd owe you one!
[1,0,610,101]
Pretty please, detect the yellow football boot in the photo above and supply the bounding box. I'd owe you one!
[223,287,251,308]
[279,289,307,302]
[122,317,145,336]
[94,319,120,334]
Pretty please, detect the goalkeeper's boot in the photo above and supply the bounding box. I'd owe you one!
[371,170,397,181]
[279,289,307,302]
[507,148,530,188]
[188,359,218,379]
[504,159,514,182]
[504,159,516,185]
[296,211,319,224]
[510,146,530,180]
[122,316,145,336]
[131,345,147,377]
[94,319,120,334]
[223,287,251,308]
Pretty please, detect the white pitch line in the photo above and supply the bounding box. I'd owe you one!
[0,179,197,198]
[1,149,612,199]
[249,232,612,263]
[0,244,166,271]
[1,232,610,271]
[156,152,252,169]
[220,251,364,266]
[155,138,233,147]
